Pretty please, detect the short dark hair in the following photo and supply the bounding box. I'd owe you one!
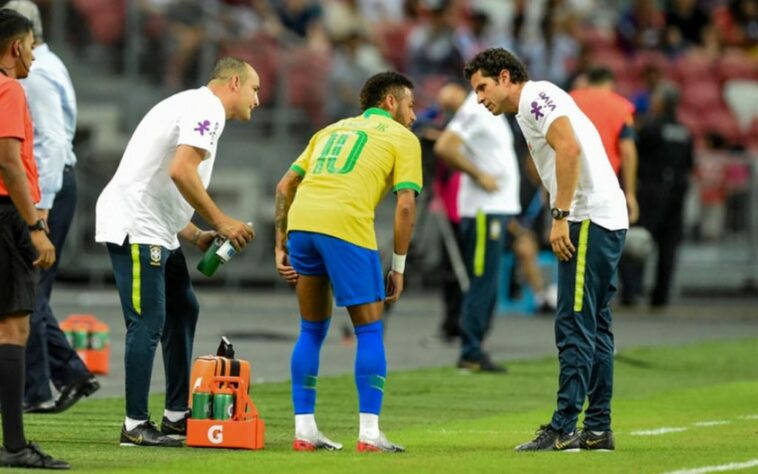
[359,71,414,111]
[463,48,529,84]
[586,66,615,85]
[209,56,249,82]
[0,8,32,54]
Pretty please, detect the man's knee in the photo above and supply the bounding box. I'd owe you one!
[0,314,31,345]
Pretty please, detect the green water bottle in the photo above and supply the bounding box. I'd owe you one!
[196,222,252,277]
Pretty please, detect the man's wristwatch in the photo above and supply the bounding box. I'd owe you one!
[551,207,570,220]
[28,218,48,233]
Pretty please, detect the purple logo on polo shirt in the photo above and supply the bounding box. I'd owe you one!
[530,101,544,120]
[194,120,211,136]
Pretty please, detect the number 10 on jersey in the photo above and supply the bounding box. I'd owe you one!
[312,131,368,175]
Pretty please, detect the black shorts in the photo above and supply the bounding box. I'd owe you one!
[0,199,37,318]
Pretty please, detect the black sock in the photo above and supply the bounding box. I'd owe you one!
[0,344,27,452]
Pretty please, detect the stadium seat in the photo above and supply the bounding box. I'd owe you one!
[577,27,617,53]
[374,21,414,73]
[680,80,723,114]
[220,33,280,106]
[702,108,744,146]
[717,53,758,82]
[674,54,714,83]
[73,0,126,45]
[285,47,332,126]
[588,50,627,77]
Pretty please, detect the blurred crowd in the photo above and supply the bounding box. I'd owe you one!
[31,1,755,141]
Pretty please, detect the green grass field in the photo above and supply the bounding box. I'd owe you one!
[22,338,758,473]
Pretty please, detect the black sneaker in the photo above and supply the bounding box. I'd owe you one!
[514,424,579,451]
[0,442,70,469]
[457,353,507,373]
[55,375,100,413]
[120,420,183,447]
[160,413,189,439]
[579,429,615,451]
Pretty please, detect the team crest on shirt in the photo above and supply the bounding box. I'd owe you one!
[149,246,162,266]
[194,120,211,136]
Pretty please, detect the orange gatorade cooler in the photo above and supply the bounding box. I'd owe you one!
[187,358,264,450]
[60,315,110,375]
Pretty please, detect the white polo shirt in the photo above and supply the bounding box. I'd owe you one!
[515,81,628,231]
[95,87,226,249]
[446,92,521,218]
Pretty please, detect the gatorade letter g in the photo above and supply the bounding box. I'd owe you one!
[208,425,224,444]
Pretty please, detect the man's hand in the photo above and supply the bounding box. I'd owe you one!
[194,230,218,252]
[275,246,298,284]
[475,172,499,193]
[626,193,639,224]
[30,231,55,269]
[216,218,254,251]
[550,219,575,262]
[385,270,404,303]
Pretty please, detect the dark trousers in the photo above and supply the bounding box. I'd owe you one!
[459,213,510,361]
[107,240,199,420]
[25,166,90,404]
[620,184,685,306]
[550,220,625,433]
[439,221,462,338]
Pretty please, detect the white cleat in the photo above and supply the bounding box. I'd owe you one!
[292,432,343,451]
[356,431,405,452]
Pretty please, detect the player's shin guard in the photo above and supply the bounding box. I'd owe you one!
[291,318,330,414]
[354,320,386,414]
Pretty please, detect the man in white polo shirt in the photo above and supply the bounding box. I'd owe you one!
[434,81,520,372]
[465,48,628,451]
[95,57,258,447]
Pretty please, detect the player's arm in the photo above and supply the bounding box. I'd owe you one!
[386,189,416,303]
[178,222,217,252]
[168,144,253,249]
[619,131,639,224]
[546,116,580,262]
[434,130,498,192]
[0,137,55,269]
[274,169,303,283]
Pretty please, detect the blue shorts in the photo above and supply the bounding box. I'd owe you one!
[287,231,385,307]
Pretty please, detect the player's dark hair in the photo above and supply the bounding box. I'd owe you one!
[359,71,414,111]
[586,66,615,85]
[463,48,529,84]
[0,9,32,54]
[209,56,249,83]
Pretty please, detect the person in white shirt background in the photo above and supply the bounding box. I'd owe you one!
[434,81,521,373]
[2,0,101,416]
[95,56,258,447]
[464,48,627,452]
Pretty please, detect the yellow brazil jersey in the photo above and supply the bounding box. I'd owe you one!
[287,108,423,250]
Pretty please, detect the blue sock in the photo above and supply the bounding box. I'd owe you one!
[354,320,386,415]
[291,318,330,414]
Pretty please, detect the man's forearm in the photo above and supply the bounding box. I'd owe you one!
[274,171,302,249]
[171,166,226,229]
[435,132,484,181]
[393,194,416,255]
[553,149,580,210]
[620,139,638,196]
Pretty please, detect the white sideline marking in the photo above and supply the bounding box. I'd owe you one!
[737,415,758,420]
[631,427,688,436]
[662,459,758,474]
[694,421,730,427]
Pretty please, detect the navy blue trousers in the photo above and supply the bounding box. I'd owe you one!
[459,213,510,361]
[107,240,199,420]
[550,220,626,433]
[25,166,90,404]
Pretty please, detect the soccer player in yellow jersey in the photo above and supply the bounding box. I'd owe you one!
[274,72,421,452]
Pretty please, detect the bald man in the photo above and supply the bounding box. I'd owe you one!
[95,57,259,447]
